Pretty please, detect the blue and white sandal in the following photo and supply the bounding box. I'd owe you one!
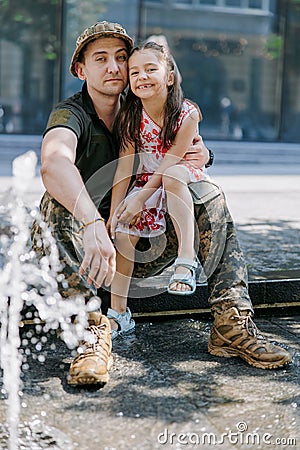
[167,257,198,296]
[107,307,136,340]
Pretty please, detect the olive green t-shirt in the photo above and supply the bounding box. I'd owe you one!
[44,82,119,219]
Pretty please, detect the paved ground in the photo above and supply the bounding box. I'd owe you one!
[210,174,300,281]
[0,316,299,450]
[0,154,300,449]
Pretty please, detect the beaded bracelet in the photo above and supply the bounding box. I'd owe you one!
[79,217,105,232]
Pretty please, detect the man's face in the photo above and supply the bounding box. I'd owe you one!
[76,37,129,97]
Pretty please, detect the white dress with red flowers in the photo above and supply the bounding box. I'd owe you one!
[115,99,209,237]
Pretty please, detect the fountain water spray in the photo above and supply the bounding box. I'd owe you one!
[0,151,97,449]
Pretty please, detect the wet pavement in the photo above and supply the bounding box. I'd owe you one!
[0,315,299,450]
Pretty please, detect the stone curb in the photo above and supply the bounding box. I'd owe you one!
[124,278,300,318]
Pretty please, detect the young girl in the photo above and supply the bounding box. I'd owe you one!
[107,42,209,339]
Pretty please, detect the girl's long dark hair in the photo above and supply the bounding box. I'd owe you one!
[114,41,186,152]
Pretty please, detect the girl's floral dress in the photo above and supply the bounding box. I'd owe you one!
[115,99,209,237]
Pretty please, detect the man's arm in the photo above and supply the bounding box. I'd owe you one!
[41,127,116,288]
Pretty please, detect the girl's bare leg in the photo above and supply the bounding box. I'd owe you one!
[163,165,195,292]
[110,232,140,330]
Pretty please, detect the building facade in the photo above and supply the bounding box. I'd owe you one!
[0,0,299,143]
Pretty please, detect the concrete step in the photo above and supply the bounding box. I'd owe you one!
[125,276,300,318]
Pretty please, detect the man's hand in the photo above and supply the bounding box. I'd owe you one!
[79,221,116,288]
[183,134,210,169]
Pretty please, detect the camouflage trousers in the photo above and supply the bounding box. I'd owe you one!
[31,183,253,315]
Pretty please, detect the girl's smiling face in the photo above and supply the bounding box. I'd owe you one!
[128,49,174,101]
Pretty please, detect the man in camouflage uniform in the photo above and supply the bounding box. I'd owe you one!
[31,21,291,386]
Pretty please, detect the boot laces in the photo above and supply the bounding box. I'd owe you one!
[86,324,109,351]
[233,313,266,341]
[74,324,109,360]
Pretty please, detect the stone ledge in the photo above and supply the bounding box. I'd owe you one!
[127,278,300,317]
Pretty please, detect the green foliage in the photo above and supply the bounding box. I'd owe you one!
[0,0,115,59]
[0,0,61,59]
[263,34,283,60]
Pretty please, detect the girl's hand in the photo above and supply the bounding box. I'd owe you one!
[110,208,142,240]
[106,215,113,240]
[129,211,142,227]
[117,196,144,225]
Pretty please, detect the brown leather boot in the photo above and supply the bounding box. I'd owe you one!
[208,307,292,369]
[68,312,113,385]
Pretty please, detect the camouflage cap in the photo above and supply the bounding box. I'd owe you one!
[70,21,134,77]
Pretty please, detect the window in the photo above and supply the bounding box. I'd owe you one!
[280,1,300,142]
[143,0,285,140]
[0,0,61,134]
[1,0,299,143]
